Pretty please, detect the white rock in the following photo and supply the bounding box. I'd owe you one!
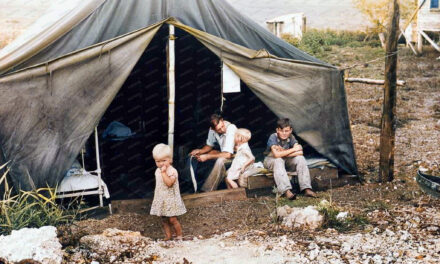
[372,254,383,264]
[341,242,351,254]
[281,206,323,229]
[399,231,411,241]
[427,226,439,232]
[308,242,319,250]
[384,229,395,237]
[223,231,234,237]
[276,205,290,218]
[336,212,348,220]
[0,226,63,264]
[309,249,319,260]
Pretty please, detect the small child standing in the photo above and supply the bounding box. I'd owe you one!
[226,128,255,189]
[150,143,187,240]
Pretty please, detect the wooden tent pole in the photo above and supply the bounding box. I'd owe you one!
[94,127,103,207]
[379,0,399,182]
[168,24,176,153]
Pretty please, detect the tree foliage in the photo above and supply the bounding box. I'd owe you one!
[354,0,417,33]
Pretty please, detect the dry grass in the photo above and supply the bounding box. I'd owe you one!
[318,45,440,180]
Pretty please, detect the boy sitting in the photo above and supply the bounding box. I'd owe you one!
[264,118,316,199]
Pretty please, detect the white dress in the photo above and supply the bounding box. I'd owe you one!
[150,166,187,217]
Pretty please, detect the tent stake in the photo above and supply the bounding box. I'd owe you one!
[168,24,176,153]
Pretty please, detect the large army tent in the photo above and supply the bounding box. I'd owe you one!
[0,0,357,199]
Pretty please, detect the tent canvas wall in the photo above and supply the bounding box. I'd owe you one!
[0,0,357,197]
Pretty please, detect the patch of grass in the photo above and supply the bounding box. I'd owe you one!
[364,200,390,212]
[318,203,369,232]
[277,196,321,208]
[0,165,85,236]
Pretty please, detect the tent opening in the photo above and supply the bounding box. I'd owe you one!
[83,25,323,200]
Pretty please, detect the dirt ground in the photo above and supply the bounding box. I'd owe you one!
[57,47,440,248]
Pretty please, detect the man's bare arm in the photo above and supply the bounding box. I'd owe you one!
[197,151,232,161]
[190,145,213,156]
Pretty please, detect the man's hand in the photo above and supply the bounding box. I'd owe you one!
[197,154,209,162]
[190,149,201,157]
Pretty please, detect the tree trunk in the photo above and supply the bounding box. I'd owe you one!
[379,0,400,182]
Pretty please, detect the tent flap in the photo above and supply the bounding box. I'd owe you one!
[0,23,161,190]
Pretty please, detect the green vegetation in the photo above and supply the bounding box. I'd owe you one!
[275,195,369,232]
[277,196,321,208]
[0,164,84,236]
[364,200,391,212]
[317,201,369,232]
[282,29,381,57]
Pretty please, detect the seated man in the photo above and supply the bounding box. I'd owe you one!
[264,118,316,199]
[188,113,237,192]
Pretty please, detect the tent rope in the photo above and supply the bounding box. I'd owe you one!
[341,50,400,70]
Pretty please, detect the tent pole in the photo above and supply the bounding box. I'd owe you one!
[168,24,176,153]
[94,126,103,207]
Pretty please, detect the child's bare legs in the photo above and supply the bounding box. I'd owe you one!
[226,178,239,189]
[225,178,233,189]
[161,217,172,240]
[169,216,183,239]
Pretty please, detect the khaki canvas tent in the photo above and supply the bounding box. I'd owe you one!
[0,0,357,199]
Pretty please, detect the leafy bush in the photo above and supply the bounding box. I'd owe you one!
[0,164,84,236]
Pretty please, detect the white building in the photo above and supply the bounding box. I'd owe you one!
[266,13,306,39]
[417,0,440,53]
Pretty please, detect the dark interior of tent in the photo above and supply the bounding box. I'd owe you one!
[82,25,323,200]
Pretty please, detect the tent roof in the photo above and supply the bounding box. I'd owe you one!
[0,0,330,75]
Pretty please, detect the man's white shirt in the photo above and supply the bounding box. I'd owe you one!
[206,121,237,154]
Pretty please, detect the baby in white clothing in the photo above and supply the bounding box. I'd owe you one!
[226,128,255,189]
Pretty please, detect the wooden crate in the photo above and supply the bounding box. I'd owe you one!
[183,188,247,208]
[247,167,345,191]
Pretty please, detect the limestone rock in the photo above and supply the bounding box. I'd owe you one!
[0,226,63,264]
[79,228,153,263]
[279,206,323,229]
